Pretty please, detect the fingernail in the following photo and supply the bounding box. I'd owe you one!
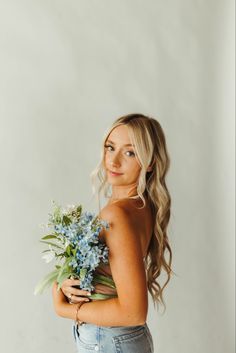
[87,293,91,296]
[85,299,90,302]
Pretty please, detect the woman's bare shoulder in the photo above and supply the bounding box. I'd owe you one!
[97,200,135,240]
[98,197,142,219]
[98,202,144,257]
[98,200,129,222]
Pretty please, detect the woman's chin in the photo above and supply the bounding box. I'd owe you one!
[107,179,123,185]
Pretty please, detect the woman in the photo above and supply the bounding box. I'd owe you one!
[52,113,173,353]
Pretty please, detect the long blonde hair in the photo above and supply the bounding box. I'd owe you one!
[90,113,174,312]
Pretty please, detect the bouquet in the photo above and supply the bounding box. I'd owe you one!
[34,201,117,300]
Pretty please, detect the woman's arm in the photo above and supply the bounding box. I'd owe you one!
[52,204,148,326]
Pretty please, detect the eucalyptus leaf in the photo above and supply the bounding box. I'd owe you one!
[34,268,60,295]
[57,270,72,290]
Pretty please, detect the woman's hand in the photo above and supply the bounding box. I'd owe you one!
[52,281,68,316]
[60,278,91,304]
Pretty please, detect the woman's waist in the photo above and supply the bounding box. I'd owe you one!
[74,321,148,332]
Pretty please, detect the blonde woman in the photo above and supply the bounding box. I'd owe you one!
[52,113,173,353]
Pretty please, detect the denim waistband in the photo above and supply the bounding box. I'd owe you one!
[72,321,154,352]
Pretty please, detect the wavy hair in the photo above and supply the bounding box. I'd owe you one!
[90,113,174,312]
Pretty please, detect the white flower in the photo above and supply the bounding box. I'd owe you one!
[39,222,49,229]
[42,246,55,263]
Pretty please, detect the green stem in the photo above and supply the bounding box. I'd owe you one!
[92,274,116,289]
[89,293,118,300]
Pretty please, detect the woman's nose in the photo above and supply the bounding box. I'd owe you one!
[109,154,121,167]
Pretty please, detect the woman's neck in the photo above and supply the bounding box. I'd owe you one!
[110,184,139,200]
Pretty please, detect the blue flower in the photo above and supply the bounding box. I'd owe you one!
[38,202,110,293]
[54,224,66,234]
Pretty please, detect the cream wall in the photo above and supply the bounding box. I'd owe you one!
[0,1,234,352]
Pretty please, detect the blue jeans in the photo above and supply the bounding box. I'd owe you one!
[72,321,154,353]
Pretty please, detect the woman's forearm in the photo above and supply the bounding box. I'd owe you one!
[57,297,146,327]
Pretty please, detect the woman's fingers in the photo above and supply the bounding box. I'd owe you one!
[60,277,91,298]
[61,278,80,287]
[68,288,91,296]
[68,278,81,286]
[69,280,91,296]
[61,278,80,293]
[69,296,91,304]
[63,283,91,296]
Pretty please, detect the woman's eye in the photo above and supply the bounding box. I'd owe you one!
[126,151,135,157]
[104,144,113,151]
[104,145,135,157]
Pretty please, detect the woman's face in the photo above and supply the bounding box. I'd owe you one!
[103,124,142,187]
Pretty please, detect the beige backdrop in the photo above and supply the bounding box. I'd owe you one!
[0,1,234,352]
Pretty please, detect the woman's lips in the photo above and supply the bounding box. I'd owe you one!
[108,170,123,176]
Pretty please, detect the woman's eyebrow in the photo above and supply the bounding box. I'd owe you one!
[106,139,134,147]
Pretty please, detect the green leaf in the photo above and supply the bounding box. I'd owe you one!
[57,257,72,279]
[57,270,73,290]
[80,268,87,280]
[57,253,66,259]
[34,268,60,295]
[92,274,116,289]
[41,234,57,240]
[40,240,63,249]
[76,205,82,214]
[89,293,117,300]
[66,245,71,256]
[71,249,76,256]
[56,252,66,257]
[62,215,71,226]
[56,257,75,289]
